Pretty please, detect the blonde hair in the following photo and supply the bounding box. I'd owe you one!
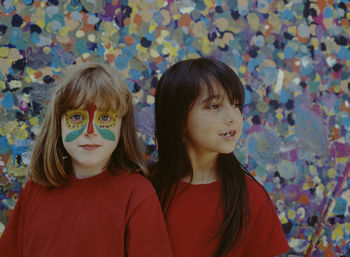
[30,62,148,187]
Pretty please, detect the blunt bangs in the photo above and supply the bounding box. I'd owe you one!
[55,63,130,117]
[155,57,245,142]
[192,59,245,112]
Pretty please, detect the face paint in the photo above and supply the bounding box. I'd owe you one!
[94,110,118,141]
[63,107,119,142]
[95,125,116,141]
[65,124,87,142]
[86,103,97,134]
[64,109,89,142]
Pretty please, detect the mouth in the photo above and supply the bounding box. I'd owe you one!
[79,144,101,151]
[219,130,236,137]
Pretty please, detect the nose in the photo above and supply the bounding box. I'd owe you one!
[223,105,236,125]
[82,121,97,136]
[85,103,97,135]
[87,120,94,134]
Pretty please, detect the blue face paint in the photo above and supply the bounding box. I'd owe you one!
[65,124,87,142]
[63,108,118,142]
[95,124,116,141]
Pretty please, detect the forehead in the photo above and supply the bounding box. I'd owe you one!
[196,83,226,103]
[68,100,117,112]
[196,79,242,105]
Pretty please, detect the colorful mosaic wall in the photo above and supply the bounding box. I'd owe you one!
[0,0,349,256]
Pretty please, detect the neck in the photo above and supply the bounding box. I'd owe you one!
[72,162,108,179]
[184,149,219,184]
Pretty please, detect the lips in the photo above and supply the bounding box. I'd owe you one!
[79,144,101,151]
[219,130,236,137]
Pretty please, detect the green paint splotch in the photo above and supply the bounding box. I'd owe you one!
[95,125,115,141]
[65,124,86,142]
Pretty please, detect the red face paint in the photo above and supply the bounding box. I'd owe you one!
[86,103,97,134]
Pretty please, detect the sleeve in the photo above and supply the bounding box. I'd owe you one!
[242,184,290,257]
[0,180,31,257]
[124,179,173,257]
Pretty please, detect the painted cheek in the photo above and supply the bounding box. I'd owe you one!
[87,104,97,134]
[65,124,87,142]
[93,111,119,141]
[63,109,88,142]
[94,125,116,141]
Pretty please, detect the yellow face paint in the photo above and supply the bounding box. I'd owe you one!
[65,109,89,130]
[63,108,119,142]
[94,110,118,129]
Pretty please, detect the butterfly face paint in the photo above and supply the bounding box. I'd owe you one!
[64,109,89,142]
[64,104,119,142]
[93,110,118,141]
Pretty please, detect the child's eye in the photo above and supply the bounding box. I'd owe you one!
[99,114,112,122]
[69,114,84,123]
[233,103,241,108]
[208,104,220,110]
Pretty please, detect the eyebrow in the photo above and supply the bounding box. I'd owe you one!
[200,94,242,106]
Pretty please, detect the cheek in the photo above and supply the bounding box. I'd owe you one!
[96,127,116,141]
[97,119,122,142]
[236,114,243,130]
[186,110,205,130]
[61,116,86,143]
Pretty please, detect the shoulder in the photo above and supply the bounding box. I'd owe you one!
[242,175,289,255]
[244,174,275,214]
[115,170,161,218]
[14,178,49,207]
[245,175,268,200]
[22,178,45,194]
[114,169,157,197]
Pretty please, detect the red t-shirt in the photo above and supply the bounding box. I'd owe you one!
[166,175,289,257]
[0,169,173,257]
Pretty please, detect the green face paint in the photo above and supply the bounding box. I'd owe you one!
[95,124,116,141]
[63,108,118,142]
[93,110,118,141]
[65,124,87,142]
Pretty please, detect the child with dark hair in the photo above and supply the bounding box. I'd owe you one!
[152,57,289,257]
[0,62,173,257]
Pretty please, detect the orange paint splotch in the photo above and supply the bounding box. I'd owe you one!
[34,70,43,79]
[124,35,134,45]
[340,101,350,113]
[298,193,309,205]
[33,1,41,8]
[178,14,191,28]
[330,126,341,140]
[134,14,143,30]
[105,42,111,49]
[149,88,156,96]
[106,54,115,63]
[154,55,163,64]
[317,0,328,12]
[295,32,309,43]
[23,14,31,23]
[123,17,130,26]
[81,13,95,33]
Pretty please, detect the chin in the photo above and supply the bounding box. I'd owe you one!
[220,148,236,154]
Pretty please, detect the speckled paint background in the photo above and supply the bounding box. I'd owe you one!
[0,0,349,256]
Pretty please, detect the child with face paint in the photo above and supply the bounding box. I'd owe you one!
[0,63,173,257]
[152,57,289,257]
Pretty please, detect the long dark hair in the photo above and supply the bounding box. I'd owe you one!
[152,57,251,257]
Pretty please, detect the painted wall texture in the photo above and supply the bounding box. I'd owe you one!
[0,0,349,256]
